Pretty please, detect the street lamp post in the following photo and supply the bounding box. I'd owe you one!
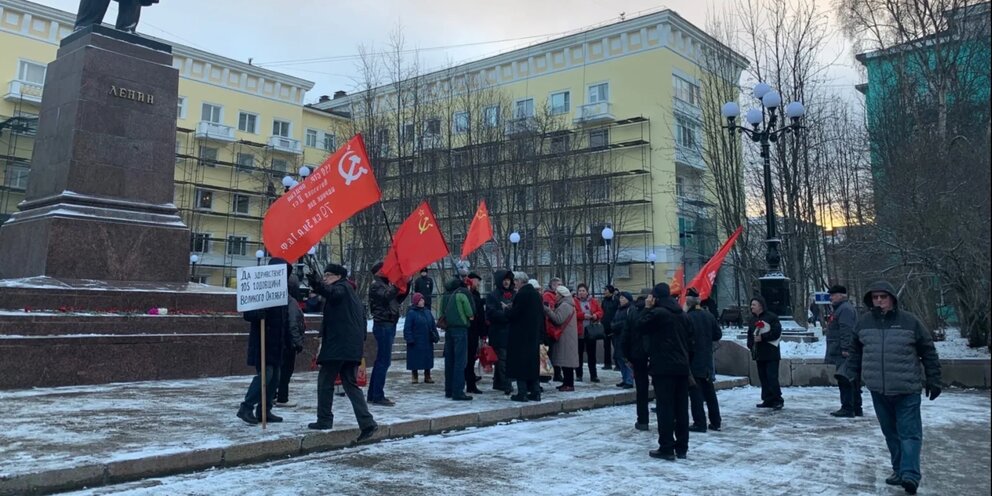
[648,252,657,287]
[255,249,265,266]
[189,254,199,281]
[509,231,520,270]
[601,226,614,286]
[281,165,311,192]
[721,83,805,325]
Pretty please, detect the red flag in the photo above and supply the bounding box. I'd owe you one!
[669,264,685,296]
[684,226,743,303]
[460,200,493,259]
[380,201,450,292]
[263,134,381,262]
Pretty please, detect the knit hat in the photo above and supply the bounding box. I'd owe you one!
[604,284,617,293]
[556,285,572,298]
[411,292,424,306]
[324,263,348,277]
[528,279,541,289]
[651,283,670,300]
[828,285,847,295]
[619,291,634,303]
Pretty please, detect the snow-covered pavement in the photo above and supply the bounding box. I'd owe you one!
[64,387,991,496]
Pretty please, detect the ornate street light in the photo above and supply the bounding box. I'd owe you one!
[648,252,657,287]
[601,226,614,285]
[255,249,265,266]
[509,231,520,270]
[189,253,199,280]
[722,82,805,323]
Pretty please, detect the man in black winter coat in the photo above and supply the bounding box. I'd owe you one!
[622,295,650,430]
[506,271,544,401]
[367,261,408,406]
[685,289,722,432]
[838,281,941,495]
[747,295,784,409]
[824,284,862,417]
[464,273,488,394]
[306,264,378,442]
[638,283,694,461]
[485,270,515,394]
[237,257,293,426]
[601,285,620,370]
[413,268,436,309]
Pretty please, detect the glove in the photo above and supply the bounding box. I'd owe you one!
[925,383,941,401]
[294,344,304,354]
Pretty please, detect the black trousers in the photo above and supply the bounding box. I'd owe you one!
[562,366,575,388]
[756,360,783,405]
[689,376,722,428]
[492,346,510,392]
[75,0,142,31]
[464,329,480,386]
[316,360,375,430]
[576,338,598,380]
[275,347,297,403]
[602,337,612,368]
[654,375,690,455]
[632,359,650,425]
[838,375,863,412]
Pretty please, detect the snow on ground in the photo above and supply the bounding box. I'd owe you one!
[65,387,991,496]
[722,327,989,360]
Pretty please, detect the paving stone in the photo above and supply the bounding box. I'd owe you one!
[429,412,480,433]
[223,437,302,465]
[387,419,431,438]
[477,407,522,425]
[520,400,562,418]
[560,396,597,412]
[106,449,223,482]
[300,428,361,453]
[0,464,105,496]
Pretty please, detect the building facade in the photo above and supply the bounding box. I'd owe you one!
[0,0,344,286]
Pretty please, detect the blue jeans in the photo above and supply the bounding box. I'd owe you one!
[871,391,923,483]
[243,365,280,411]
[444,327,468,397]
[367,322,396,402]
[612,334,633,385]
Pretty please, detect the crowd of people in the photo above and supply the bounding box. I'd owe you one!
[235,260,943,495]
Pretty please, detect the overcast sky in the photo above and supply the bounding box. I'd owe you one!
[32,0,863,103]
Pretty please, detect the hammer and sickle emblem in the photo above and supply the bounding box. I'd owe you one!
[476,209,488,220]
[338,151,368,186]
[418,217,433,234]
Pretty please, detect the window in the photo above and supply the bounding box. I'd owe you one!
[588,180,608,201]
[550,134,570,154]
[402,123,415,144]
[550,91,570,115]
[483,105,500,128]
[514,99,534,119]
[676,176,685,198]
[322,133,335,151]
[673,75,700,106]
[177,97,187,119]
[272,119,291,137]
[374,128,389,155]
[190,232,210,253]
[679,217,696,247]
[232,194,250,215]
[198,146,218,167]
[17,60,46,84]
[236,152,254,172]
[676,117,697,148]
[305,129,318,148]
[3,164,29,190]
[227,236,248,256]
[201,103,222,123]
[425,118,441,136]
[588,82,609,103]
[271,158,288,173]
[453,111,469,133]
[238,112,258,133]
[589,129,609,149]
[195,189,213,210]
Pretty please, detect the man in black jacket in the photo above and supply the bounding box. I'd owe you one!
[486,270,515,395]
[839,281,941,495]
[367,261,408,406]
[638,283,694,461]
[622,295,650,430]
[413,268,435,309]
[237,257,293,426]
[306,264,378,443]
[824,284,862,417]
[465,273,488,394]
[747,295,784,409]
[685,288,722,432]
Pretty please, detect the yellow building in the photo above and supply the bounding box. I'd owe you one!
[0,0,345,286]
[316,9,747,293]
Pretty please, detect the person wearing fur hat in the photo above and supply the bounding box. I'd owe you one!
[638,283,694,461]
[685,288,722,432]
[404,292,436,384]
[747,295,784,410]
[545,285,580,392]
[824,284,862,417]
[237,258,294,426]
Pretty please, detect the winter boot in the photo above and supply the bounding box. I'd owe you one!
[356,424,379,443]
[256,407,283,423]
[901,479,918,495]
[237,403,258,425]
[649,449,676,461]
[885,472,902,486]
[830,408,854,418]
[412,371,419,384]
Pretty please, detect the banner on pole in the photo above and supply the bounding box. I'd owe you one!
[237,264,289,312]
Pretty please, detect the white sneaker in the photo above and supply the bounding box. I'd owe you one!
[274,401,297,408]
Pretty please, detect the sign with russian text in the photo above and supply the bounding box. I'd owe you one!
[236,264,289,312]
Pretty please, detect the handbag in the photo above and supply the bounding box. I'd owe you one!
[585,321,606,340]
[334,358,369,387]
[539,344,554,377]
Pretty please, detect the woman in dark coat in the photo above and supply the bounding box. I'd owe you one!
[404,293,436,383]
[506,271,544,401]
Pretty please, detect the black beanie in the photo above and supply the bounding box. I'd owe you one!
[828,285,847,295]
[324,263,348,277]
[652,283,670,300]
